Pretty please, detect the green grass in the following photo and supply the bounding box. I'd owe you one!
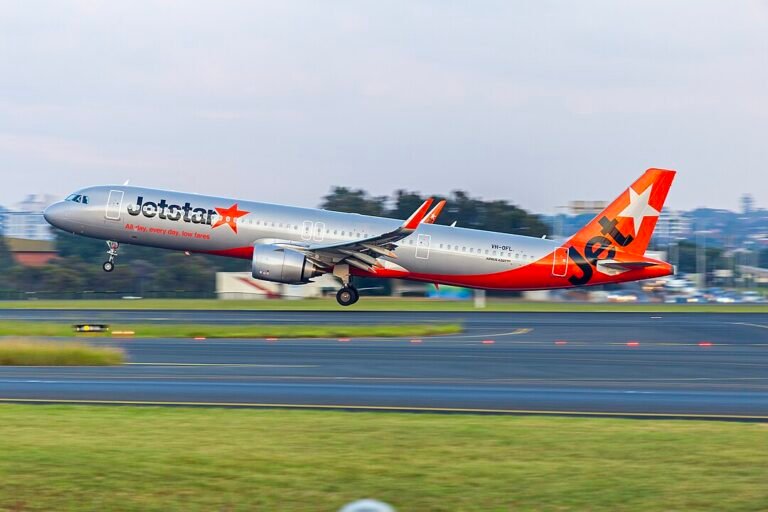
[0,405,766,511]
[1,298,768,313]
[0,340,124,366]
[0,321,462,339]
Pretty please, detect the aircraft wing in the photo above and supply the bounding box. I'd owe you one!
[274,198,434,273]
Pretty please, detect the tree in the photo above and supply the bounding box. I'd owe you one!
[54,232,106,264]
[321,187,550,236]
[388,190,432,220]
[0,237,15,273]
[152,253,216,297]
[321,187,387,216]
[439,190,549,236]
[42,265,85,295]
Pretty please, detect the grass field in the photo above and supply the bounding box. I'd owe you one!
[1,298,767,313]
[0,321,462,339]
[0,405,766,511]
[0,340,123,366]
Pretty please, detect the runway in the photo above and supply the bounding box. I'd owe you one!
[1,311,767,419]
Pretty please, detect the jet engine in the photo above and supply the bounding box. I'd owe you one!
[252,244,323,284]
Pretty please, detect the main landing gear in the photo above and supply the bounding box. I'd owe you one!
[103,241,119,272]
[333,263,359,306]
[336,285,359,307]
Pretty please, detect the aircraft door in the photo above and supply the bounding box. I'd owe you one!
[105,190,124,221]
[415,234,431,259]
[302,221,313,241]
[313,222,325,242]
[552,247,569,277]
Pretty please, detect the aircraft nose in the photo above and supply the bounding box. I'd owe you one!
[43,201,69,227]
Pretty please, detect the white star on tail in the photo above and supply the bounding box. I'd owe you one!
[617,184,660,235]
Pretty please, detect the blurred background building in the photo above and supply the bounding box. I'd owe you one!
[1,194,57,241]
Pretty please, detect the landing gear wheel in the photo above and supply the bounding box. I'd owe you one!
[103,240,119,272]
[336,287,359,307]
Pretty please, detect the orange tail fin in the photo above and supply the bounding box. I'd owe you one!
[568,168,676,256]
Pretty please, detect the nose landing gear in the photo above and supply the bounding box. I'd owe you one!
[103,241,119,272]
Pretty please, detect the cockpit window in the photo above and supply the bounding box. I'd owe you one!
[65,194,89,204]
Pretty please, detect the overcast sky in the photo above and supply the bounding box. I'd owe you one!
[1,1,767,213]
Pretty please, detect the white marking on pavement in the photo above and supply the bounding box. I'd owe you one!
[125,363,318,368]
[732,322,768,330]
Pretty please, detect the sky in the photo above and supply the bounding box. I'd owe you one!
[1,1,767,213]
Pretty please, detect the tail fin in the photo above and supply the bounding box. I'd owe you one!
[568,168,676,256]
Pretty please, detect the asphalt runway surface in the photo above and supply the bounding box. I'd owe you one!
[1,310,767,419]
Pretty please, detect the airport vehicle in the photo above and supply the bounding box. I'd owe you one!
[44,168,676,306]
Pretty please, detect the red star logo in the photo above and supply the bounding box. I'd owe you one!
[212,204,249,234]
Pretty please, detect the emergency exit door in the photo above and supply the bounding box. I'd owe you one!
[552,247,569,277]
[415,234,431,259]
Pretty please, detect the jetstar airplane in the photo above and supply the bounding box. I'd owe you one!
[44,168,676,306]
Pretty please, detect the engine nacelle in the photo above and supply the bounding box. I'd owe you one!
[252,244,322,284]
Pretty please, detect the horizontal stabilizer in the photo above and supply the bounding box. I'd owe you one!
[597,259,657,276]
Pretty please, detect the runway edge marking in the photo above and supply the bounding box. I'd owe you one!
[0,398,766,421]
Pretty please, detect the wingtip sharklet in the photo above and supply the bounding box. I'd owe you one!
[402,198,434,230]
[421,199,446,224]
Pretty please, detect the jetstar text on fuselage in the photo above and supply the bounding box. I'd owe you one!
[128,197,217,225]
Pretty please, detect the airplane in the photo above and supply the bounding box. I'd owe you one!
[44,168,676,306]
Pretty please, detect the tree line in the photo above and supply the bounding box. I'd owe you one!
[0,233,235,299]
[321,187,551,236]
